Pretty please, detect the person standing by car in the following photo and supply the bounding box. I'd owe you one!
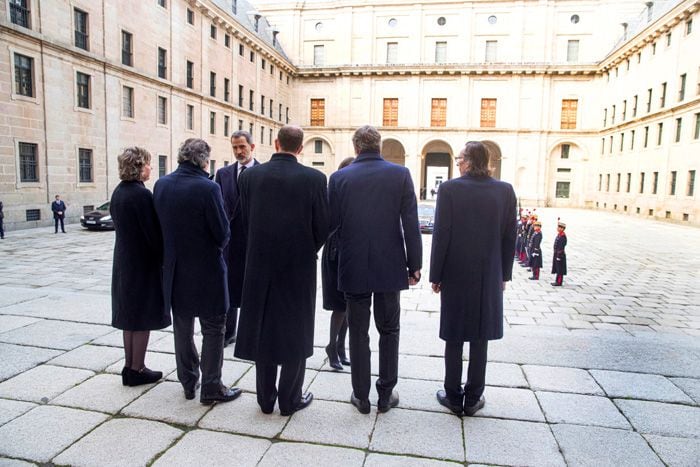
[110,147,170,386]
[51,195,66,233]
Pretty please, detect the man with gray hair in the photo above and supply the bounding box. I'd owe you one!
[328,125,422,414]
[153,138,242,405]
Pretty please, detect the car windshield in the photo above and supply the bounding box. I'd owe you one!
[97,202,110,210]
[418,205,434,217]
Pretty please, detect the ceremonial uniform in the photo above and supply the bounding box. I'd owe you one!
[551,221,567,286]
[528,222,542,280]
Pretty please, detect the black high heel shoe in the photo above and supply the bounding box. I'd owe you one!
[121,367,128,386]
[126,367,163,386]
[325,344,343,371]
[337,348,351,367]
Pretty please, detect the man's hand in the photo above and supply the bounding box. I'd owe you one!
[431,282,441,293]
[502,281,507,291]
[408,270,421,286]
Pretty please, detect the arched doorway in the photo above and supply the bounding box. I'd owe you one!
[546,141,584,207]
[481,140,502,180]
[421,140,453,200]
[382,138,405,166]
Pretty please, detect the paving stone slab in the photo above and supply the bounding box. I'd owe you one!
[0,343,61,382]
[0,364,94,403]
[0,293,111,325]
[537,391,630,429]
[590,370,694,404]
[615,399,700,438]
[370,408,463,461]
[53,418,181,467]
[307,370,354,403]
[0,287,48,308]
[644,434,700,467]
[478,386,545,422]
[154,429,270,466]
[670,377,700,404]
[51,374,152,413]
[258,442,364,467]
[121,381,211,426]
[0,458,36,467]
[0,399,36,426]
[0,316,42,334]
[397,354,452,381]
[198,393,288,437]
[47,344,123,371]
[463,417,564,466]
[485,362,528,388]
[281,399,376,449]
[0,405,108,462]
[364,453,461,466]
[552,424,663,467]
[523,365,604,395]
[0,320,112,351]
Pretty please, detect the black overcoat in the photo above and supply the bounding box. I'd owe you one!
[528,231,543,269]
[153,163,230,318]
[110,181,170,331]
[321,228,345,311]
[551,233,568,275]
[214,160,260,308]
[328,152,422,293]
[429,175,517,342]
[51,200,66,219]
[234,153,329,364]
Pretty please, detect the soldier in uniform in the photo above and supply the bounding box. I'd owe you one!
[551,221,567,286]
[515,213,528,261]
[528,221,542,280]
[521,214,537,268]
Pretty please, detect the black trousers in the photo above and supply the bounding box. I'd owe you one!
[225,306,238,340]
[444,340,488,405]
[346,291,400,402]
[54,217,65,233]
[255,359,305,414]
[172,312,226,395]
[0,218,4,238]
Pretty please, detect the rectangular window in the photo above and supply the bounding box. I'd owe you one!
[310,98,325,126]
[239,43,244,56]
[314,139,323,154]
[279,103,283,121]
[224,116,229,137]
[639,173,645,193]
[76,72,90,109]
[158,47,167,79]
[556,181,570,198]
[286,107,289,123]
[269,128,273,145]
[187,8,194,25]
[600,138,605,155]
[238,85,244,106]
[10,0,30,28]
[225,34,231,48]
[158,155,167,177]
[261,95,265,115]
[78,148,93,182]
[224,78,230,102]
[695,113,700,139]
[435,41,446,63]
[652,172,659,194]
[598,174,602,191]
[260,126,264,145]
[250,51,255,62]
[687,18,693,35]
[657,122,663,145]
[660,82,667,108]
[249,90,254,111]
[675,118,682,142]
[626,173,631,192]
[688,170,696,196]
[644,126,649,147]
[632,95,638,117]
[566,40,579,62]
[646,88,652,113]
[630,130,635,150]
[238,119,243,131]
[670,171,677,195]
[383,98,398,126]
[74,8,89,51]
[561,99,578,129]
[622,100,627,121]
[14,53,34,97]
[26,209,41,221]
[158,0,166,8]
[616,173,621,192]
[261,59,266,70]
[620,133,625,151]
[186,61,194,89]
[269,99,273,118]
[480,98,496,128]
[210,24,217,39]
[209,111,216,134]
[122,86,133,118]
[209,159,216,174]
[157,96,167,125]
[386,42,398,64]
[249,122,253,134]
[679,74,686,101]
[606,174,610,192]
[485,40,497,62]
[611,105,616,125]
[210,72,216,97]
[186,104,194,130]
[561,144,570,159]
[18,142,38,182]
[431,98,447,127]
[666,32,671,46]
[603,108,607,126]
[313,45,324,66]
[121,30,133,66]
[609,135,613,154]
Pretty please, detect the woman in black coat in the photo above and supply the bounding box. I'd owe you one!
[321,156,354,370]
[110,147,170,386]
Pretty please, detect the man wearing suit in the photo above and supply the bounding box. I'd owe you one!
[214,131,260,347]
[51,195,66,233]
[431,141,517,417]
[153,138,242,405]
[328,125,422,414]
[235,125,328,416]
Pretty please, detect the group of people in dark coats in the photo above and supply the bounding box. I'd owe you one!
[516,212,568,285]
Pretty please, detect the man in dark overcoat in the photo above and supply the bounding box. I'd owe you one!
[430,141,517,417]
[153,138,242,405]
[51,195,66,233]
[234,125,329,416]
[328,125,422,414]
[214,130,260,347]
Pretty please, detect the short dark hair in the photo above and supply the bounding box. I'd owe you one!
[118,147,151,181]
[462,141,491,177]
[231,130,253,144]
[178,138,210,169]
[277,125,304,153]
[352,125,381,154]
[338,157,354,170]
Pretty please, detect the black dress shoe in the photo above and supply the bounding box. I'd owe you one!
[200,387,242,405]
[528,276,538,280]
[280,392,313,416]
[350,392,370,414]
[377,390,399,413]
[126,367,162,386]
[463,396,485,416]
[337,349,351,366]
[121,367,128,386]
[325,344,343,371]
[551,282,562,286]
[223,336,236,348]
[436,390,463,415]
[184,382,201,400]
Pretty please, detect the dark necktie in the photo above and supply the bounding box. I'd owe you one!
[238,165,246,179]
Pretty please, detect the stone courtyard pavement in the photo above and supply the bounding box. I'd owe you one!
[0,207,698,466]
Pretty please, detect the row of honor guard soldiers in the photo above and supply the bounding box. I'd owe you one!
[516,211,567,286]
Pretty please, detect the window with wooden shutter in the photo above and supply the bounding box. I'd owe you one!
[480,98,496,128]
[383,98,398,126]
[561,99,578,129]
[310,98,325,126]
[431,98,446,127]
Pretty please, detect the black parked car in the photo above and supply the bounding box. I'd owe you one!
[80,202,114,230]
[418,203,435,234]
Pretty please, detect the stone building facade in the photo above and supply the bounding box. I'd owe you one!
[1,0,699,229]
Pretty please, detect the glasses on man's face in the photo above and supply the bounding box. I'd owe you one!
[455,156,465,163]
